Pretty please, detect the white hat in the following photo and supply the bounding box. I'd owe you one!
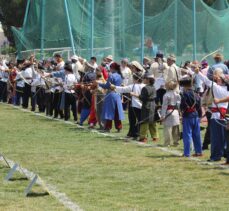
[167,54,176,62]
[131,61,145,72]
[71,55,79,61]
[144,73,155,79]
[84,61,95,71]
[106,55,113,61]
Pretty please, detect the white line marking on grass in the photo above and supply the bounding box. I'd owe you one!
[5,104,229,170]
[0,156,83,211]
[2,104,229,173]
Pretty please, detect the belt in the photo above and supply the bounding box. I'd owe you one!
[211,107,227,119]
[25,77,32,80]
[186,108,196,113]
[167,105,177,110]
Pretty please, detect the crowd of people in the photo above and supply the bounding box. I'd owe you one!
[0,52,229,163]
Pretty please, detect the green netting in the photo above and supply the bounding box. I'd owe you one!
[11,0,229,63]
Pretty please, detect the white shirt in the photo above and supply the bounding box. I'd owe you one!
[1,70,9,82]
[64,73,76,93]
[15,72,25,88]
[31,75,46,87]
[72,62,81,81]
[115,83,145,109]
[56,61,65,70]
[121,66,132,86]
[21,67,33,83]
[165,63,181,92]
[198,72,229,120]
[149,61,168,79]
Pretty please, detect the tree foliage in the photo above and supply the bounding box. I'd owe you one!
[0,0,226,47]
[0,0,26,45]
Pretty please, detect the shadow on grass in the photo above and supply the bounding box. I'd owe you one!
[146,154,179,159]
[9,177,28,181]
[0,165,10,170]
[27,191,49,197]
[219,172,229,176]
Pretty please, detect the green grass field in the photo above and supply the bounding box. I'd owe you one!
[0,103,229,211]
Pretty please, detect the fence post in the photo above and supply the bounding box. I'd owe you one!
[64,0,76,55]
[90,0,94,57]
[193,0,197,61]
[140,0,145,64]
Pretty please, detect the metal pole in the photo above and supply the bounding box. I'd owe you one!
[90,0,94,57]
[18,0,31,59]
[121,0,126,57]
[40,0,45,60]
[64,0,76,55]
[193,0,197,61]
[141,0,145,64]
[174,0,178,55]
[23,0,31,28]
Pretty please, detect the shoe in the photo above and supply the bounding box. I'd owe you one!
[139,138,147,143]
[101,129,110,133]
[181,154,190,158]
[192,153,203,157]
[207,159,221,162]
[163,144,171,147]
[117,129,121,133]
[202,146,209,150]
[173,143,179,147]
[153,138,159,142]
[221,162,229,165]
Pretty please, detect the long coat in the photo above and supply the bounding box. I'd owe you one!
[99,72,124,120]
[139,84,156,123]
[161,90,181,127]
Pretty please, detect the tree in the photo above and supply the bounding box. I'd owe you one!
[0,0,27,45]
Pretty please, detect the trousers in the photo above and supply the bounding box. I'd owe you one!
[127,106,141,138]
[104,106,122,130]
[182,117,202,157]
[64,92,77,121]
[210,119,226,161]
[140,122,158,140]
[163,125,180,146]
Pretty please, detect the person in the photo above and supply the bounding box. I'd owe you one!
[121,58,132,86]
[130,61,145,74]
[161,80,181,147]
[88,67,106,129]
[90,57,98,70]
[78,62,96,126]
[201,60,209,76]
[214,96,229,165]
[120,58,132,110]
[21,61,33,109]
[143,57,152,71]
[149,52,168,104]
[165,54,180,93]
[207,53,229,80]
[179,75,202,157]
[188,62,203,95]
[8,62,17,104]
[98,62,124,132]
[114,72,145,139]
[0,62,9,103]
[15,66,24,106]
[46,59,65,119]
[54,54,65,71]
[131,73,157,143]
[104,55,113,71]
[71,55,81,82]
[196,67,229,161]
[63,63,77,121]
